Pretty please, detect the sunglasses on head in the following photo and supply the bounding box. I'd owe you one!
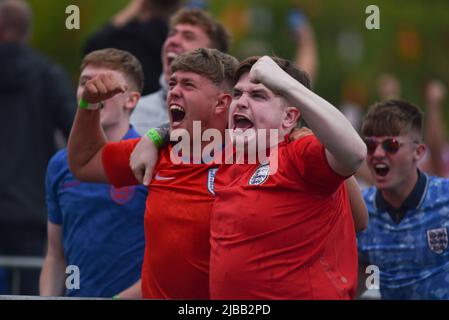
[364,137,418,155]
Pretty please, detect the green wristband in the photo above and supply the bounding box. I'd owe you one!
[78,98,89,109]
[146,128,164,149]
[79,98,102,110]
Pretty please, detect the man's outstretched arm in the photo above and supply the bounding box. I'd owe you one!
[68,73,126,183]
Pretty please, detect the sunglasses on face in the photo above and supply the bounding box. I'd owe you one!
[364,137,419,155]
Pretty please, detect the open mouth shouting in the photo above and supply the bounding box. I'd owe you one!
[169,104,186,127]
[232,114,254,131]
[373,163,390,177]
[166,52,178,66]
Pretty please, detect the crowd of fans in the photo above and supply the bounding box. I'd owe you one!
[0,0,448,299]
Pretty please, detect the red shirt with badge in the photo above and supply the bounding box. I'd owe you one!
[102,139,218,299]
[210,135,358,299]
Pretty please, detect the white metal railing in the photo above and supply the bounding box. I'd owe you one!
[0,256,44,295]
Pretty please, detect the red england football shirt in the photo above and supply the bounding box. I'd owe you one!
[102,139,218,299]
[210,135,358,299]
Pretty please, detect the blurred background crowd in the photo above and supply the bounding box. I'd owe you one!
[26,0,449,110]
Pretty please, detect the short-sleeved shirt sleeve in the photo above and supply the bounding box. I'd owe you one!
[285,135,348,193]
[45,150,66,225]
[102,138,141,187]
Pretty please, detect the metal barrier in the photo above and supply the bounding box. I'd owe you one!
[0,256,44,295]
[0,255,381,299]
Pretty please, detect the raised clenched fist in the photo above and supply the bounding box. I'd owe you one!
[82,73,127,104]
[249,56,292,95]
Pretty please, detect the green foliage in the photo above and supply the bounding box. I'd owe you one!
[27,0,128,83]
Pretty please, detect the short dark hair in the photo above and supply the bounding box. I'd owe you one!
[170,48,238,91]
[81,48,144,93]
[233,56,311,90]
[169,8,230,53]
[362,99,423,139]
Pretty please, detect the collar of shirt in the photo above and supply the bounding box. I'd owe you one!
[123,125,140,140]
[375,169,428,224]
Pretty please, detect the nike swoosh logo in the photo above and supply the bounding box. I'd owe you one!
[154,173,176,181]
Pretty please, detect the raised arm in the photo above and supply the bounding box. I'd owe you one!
[250,56,366,176]
[112,0,147,27]
[293,23,318,83]
[67,73,126,183]
[421,80,447,177]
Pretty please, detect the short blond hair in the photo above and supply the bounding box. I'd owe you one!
[171,48,238,91]
[81,48,144,93]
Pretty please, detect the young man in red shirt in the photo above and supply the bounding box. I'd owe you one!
[208,56,366,299]
[67,48,238,299]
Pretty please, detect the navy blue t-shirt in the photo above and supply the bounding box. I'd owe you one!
[45,127,146,297]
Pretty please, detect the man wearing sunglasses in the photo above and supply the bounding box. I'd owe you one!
[357,99,449,299]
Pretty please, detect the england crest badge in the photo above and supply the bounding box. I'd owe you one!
[248,163,270,186]
[426,227,448,254]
